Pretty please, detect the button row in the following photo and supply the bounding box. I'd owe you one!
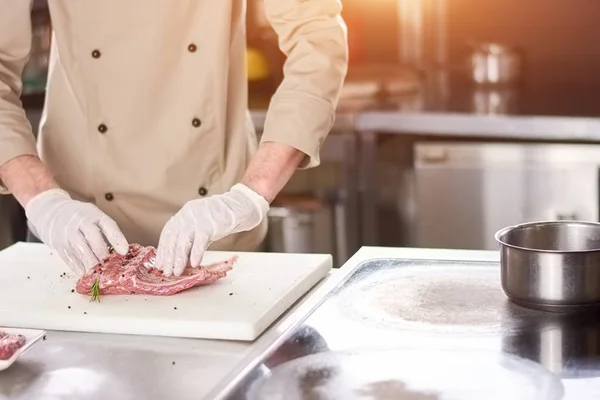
[102,187,208,203]
[91,43,197,59]
[92,43,204,206]
[96,118,201,135]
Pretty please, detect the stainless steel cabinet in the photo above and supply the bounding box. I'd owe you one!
[0,196,25,250]
[414,142,600,250]
[0,109,44,250]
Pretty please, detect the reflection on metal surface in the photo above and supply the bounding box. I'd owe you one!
[263,326,330,369]
[232,257,600,399]
[467,43,522,86]
[0,336,244,400]
[471,87,519,115]
[247,347,563,400]
[336,264,537,335]
[228,326,331,399]
[355,381,438,400]
[502,308,600,379]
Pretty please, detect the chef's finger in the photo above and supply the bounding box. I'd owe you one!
[160,234,177,277]
[72,231,100,271]
[173,232,193,276]
[189,231,209,268]
[80,223,110,261]
[98,216,129,255]
[154,249,163,270]
[60,248,86,276]
[154,220,174,270]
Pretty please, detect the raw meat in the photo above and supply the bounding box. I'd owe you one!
[0,331,26,360]
[76,243,236,297]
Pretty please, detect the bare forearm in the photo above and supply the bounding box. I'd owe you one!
[0,155,59,206]
[241,142,305,203]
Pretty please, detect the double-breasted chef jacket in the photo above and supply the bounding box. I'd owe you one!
[0,1,348,249]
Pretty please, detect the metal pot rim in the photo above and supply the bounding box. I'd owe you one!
[494,220,600,254]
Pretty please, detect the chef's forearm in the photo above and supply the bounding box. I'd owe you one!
[241,141,304,203]
[0,155,59,206]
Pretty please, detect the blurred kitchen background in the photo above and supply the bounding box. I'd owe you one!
[5,0,600,267]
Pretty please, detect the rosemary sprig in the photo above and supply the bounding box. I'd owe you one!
[90,277,101,303]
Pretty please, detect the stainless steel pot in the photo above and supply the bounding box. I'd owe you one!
[266,195,336,260]
[494,221,600,311]
[471,87,519,115]
[468,42,521,85]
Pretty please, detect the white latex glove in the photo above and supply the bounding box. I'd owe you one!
[25,188,129,275]
[155,183,269,277]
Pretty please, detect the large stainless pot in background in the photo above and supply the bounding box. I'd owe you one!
[495,221,600,311]
[468,42,521,85]
[265,194,343,266]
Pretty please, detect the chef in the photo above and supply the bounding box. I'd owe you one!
[0,1,348,277]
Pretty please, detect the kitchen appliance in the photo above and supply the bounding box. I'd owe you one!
[412,142,600,251]
[0,242,331,341]
[266,191,352,268]
[468,42,522,85]
[266,195,334,259]
[495,220,600,311]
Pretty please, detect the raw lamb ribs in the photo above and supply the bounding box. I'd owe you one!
[76,243,236,296]
[0,331,26,360]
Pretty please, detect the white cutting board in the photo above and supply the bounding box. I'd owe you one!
[0,242,331,341]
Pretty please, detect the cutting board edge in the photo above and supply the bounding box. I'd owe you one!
[0,316,261,341]
[0,242,336,259]
[248,254,333,339]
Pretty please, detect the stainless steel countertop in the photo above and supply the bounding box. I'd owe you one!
[0,270,343,400]
[249,72,600,142]
[252,105,600,142]
[4,246,598,399]
[220,246,600,399]
[354,111,600,141]
[251,108,600,143]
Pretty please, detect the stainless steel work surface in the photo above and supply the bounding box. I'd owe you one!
[0,332,249,400]
[233,255,600,399]
[0,269,343,400]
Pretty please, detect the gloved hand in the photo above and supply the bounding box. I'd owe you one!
[155,183,269,277]
[25,189,129,276]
